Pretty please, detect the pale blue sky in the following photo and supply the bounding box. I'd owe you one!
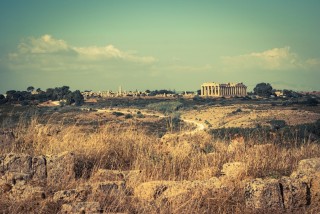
[1,0,320,93]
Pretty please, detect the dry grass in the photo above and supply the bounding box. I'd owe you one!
[1,111,320,213]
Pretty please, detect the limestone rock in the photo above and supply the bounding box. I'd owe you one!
[221,162,246,181]
[2,153,32,174]
[245,178,283,210]
[134,178,222,203]
[296,158,320,175]
[310,172,320,209]
[280,176,308,210]
[60,202,101,214]
[53,187,91,203]
[32,155,47,183]
[3,172,33,185]
[91,181,126,198]
[46,152,76,185]
[134,180,177,201]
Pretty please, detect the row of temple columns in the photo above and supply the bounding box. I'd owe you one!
[201,86,247,97]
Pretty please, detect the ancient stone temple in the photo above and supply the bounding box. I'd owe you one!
[200,82,247,97]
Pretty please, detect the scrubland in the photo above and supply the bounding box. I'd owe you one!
[1,102,320,213]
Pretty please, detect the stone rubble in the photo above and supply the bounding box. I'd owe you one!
[1,152,320,212]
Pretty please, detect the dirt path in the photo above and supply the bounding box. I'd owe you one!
[97,108,206,135]
[182,104,320,129]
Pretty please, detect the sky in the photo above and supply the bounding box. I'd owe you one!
[0,0,320,93]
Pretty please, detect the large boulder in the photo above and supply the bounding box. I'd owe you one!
[309,172,320,210]
[1,153,32,174]
[279,176,308,210]
[91,181,126,199]
[53,186,92,203]
[245,178,283,211]
[31,155,47,184]
[46,152,76,186]
[292,158,320,178]
[134,180,177,201]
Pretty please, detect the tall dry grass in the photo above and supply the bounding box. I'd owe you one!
[1,114,320,213]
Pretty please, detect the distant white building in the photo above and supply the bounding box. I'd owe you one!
[201,82,247,97]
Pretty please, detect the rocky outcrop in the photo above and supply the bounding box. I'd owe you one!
[46,152,76,186]
[1,152,320,213]
[244,158,320,212]
[245,178,284,210]
[280,176,308,210]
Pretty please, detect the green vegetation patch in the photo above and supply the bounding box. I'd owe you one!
[146,101,183,113]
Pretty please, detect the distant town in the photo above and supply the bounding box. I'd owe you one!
[0,82,319,107]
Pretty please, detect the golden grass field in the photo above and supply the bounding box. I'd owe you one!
[1,102,320,213]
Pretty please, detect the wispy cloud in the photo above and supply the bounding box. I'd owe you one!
[7,34,156,72]
[221,46,318,71]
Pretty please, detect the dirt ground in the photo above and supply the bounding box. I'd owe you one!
[181,104,320,129]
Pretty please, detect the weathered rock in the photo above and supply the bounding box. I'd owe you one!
[134,178,222,203]
[221,162,246,180]
[91,181,126,198]
[310,172,320,208]
[46,152,76,185]
[32,155,47,183]
[295,158,320,176]
[2,153,32,174]
[53,186,92,203]
[60,202,101,214]
[245,178,283,210]
[280,176,308,210]
[3,172,33,185]
[134,181,177,201]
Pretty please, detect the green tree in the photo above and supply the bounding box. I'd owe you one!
[27,86,34,92]
[66,90,84,106]
[253,83,273,97]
